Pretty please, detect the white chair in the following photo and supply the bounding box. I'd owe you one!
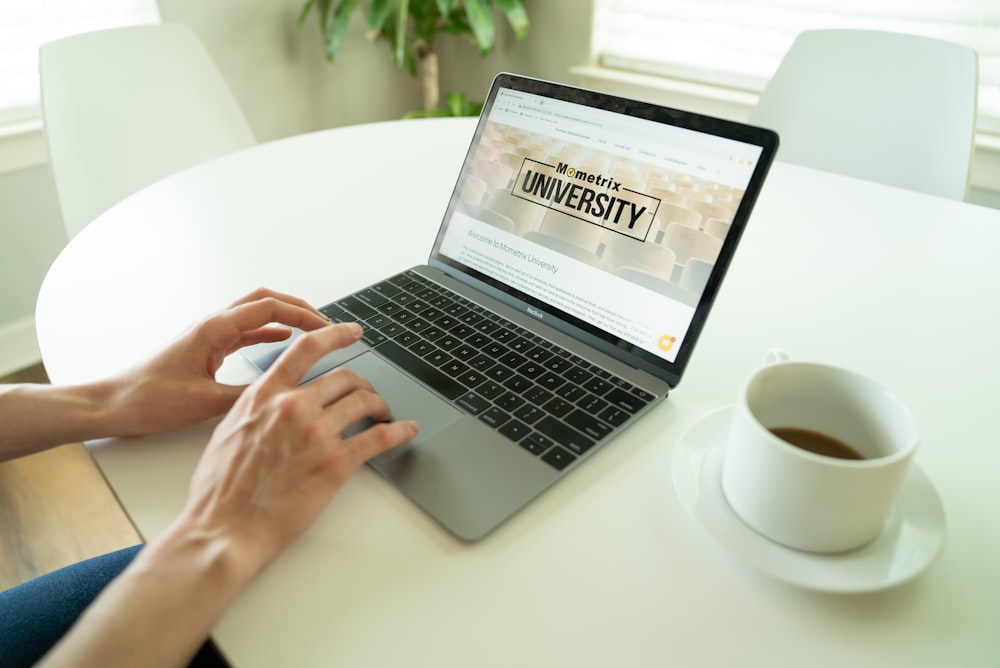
[40,23,257,239]
[750,29,979,201]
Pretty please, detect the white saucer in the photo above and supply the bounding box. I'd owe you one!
[671,406,946,593]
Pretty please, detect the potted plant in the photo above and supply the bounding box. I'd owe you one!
[299,0,529,117]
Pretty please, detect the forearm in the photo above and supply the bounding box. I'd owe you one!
[39,515,255,668]
[0,381,128,461]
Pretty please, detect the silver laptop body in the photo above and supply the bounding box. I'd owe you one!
[246,73,778,541]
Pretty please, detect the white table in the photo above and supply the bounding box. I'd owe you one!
[37,117,1000,666]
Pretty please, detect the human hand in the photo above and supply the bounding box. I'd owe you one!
[178,322,419,579]
[36,324,416,668]
[108,288,330,437]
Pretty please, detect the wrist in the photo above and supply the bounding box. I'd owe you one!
[0,381,124,459]
[38,508,257,667]
[146,513,260,598]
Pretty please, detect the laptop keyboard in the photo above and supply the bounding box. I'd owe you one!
[319,270,654,471]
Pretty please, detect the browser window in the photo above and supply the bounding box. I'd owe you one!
[435,86,765,365]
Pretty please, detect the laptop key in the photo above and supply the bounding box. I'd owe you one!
[381,321,407,338]
[598,406,630,427]
[478,381,506,400]
[631,387,656,403]
[499,418,531,443]
[480,407,511,428]
[450,323,475,339]
[441,359,470,377]
[577,394,608,414]
[486,365,515,383]
[525,346,553,364]
[408,339,435,357]
[502,374,532,394]
[519,362,546,379]
[457,369,488,389]
[468,354,496,371]
[452,344,478,361]
[564,366,592,385]
[371,281,402,299]
[556,383,586,403]
[376,340,465,400]
[582,377,613,396]
[456,392,490,415]
[543,356,572,373]
[541,446,576,471]
[319,302,345,319]
[537,372,566,391]
[436,315,460,329]
[535,416,596,455]
[496,392,525,412]
[465,332,491,348]
[514,405,544,424]
[367,313,393,329]
[424,350,453,367]
[523,385,553,405]
[606,387,649,413]
[421,326,446,342]
[338,296,376,320]
[396,330,419,347]
[384,276,408,290]
[542,397,573,417]
[500,351,527,368]
[355,288,388,307]
[508,336,532,352]
[361,327,386,346]
[493,327,516,343]
[565,409,613,441]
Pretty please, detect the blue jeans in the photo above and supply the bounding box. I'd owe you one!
[0,545,228,667]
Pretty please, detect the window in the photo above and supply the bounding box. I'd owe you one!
[0,1,160,125]
[592,0,1000,135]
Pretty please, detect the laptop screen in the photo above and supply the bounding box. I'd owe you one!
[430,74,777,385]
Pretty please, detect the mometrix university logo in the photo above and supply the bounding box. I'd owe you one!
[513,158,661,242]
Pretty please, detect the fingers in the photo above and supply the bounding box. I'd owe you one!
[237,325,295,348]
[266,323,363,387]
[228,287,324,319]
[223,297,330,337]
[308,372,420,469]
[335,419,419,471]
[274,356,418,462]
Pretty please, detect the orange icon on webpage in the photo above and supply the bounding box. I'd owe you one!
[658,335,677,352]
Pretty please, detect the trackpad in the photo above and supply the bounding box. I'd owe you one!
[241,327,367,383]
[339,352,462,444]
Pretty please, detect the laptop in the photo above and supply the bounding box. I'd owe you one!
[245,73,778,541]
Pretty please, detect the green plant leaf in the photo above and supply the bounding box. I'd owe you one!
[464,0,495,55]
[325,0,363,60]
[297,0,316,26]
[434,0,454,16]
[493,0,529,40]
[445,92,465,116]
[366,0,396,32]
[443,92,483,117]
[393,0,410,66]
[411,0,441,46]
[320,0,333,31]
[403,46,418,77]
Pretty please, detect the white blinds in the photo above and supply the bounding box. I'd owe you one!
[0,1,160,121]
[594,0,1000,134]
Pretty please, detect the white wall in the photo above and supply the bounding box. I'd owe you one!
[0,0,591,375]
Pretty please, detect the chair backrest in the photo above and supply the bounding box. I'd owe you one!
[40,23,257,239]
[749,29,978,201]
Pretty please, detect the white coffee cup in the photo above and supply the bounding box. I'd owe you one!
[721,351,918,553]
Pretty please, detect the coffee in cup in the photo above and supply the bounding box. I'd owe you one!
[721,353,918,553]
[767,427,865,460]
